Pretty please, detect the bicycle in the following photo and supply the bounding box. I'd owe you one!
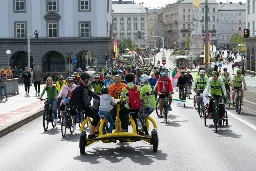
[155,93,170,120]
[186,84,192,99]
[61,103,74,137]
[224,87,231,109]
[193,90,205,118]
[234,88,243,114]
[178,85,186,107]
[41,98,56,131]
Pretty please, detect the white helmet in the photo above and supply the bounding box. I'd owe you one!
[200,70,205,75]
[140,74,150,83]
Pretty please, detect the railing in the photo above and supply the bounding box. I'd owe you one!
[6,78,19,96]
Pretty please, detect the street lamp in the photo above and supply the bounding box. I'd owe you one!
[190,54,193,70]
[6,50,11,68]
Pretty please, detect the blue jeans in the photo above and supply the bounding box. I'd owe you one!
[0,85,8,99]
[98,110,114,133]
[49,99,57,119]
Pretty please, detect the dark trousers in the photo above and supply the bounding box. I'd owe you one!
[82,106,100,127]
[119,107,139,131]
[24,83,30,93]
[34,81,41,93]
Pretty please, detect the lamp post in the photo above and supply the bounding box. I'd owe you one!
[190,54,193,70]
[6,50,11,68]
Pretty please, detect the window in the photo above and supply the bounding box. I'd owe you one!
[188,8,190,12]
[141,17,144,21]
[107,0,109,13]
[239,27,241,31]
[183,24,185,29]
[48,23,58,38]
[113,33,117,39]
[188,24,190,29]
[120,18,124,21]
[187,15,190,21]
[120,33,125,41]
[134,22,138,30]
[248,0,250,14]
[227,35,229,40]
[202,8,204,12]
[80,22,90,38]
[183,9,185,12]
[183,15,185,21]
[120,24,124,31]
[253,21,255,36]
[14,0,25,12]
[79,0,91,12]
[141,45,145,48]
[127,33,131,40]
[213,24,215,30]
[151,23,154,29]
[202,24,204,30]
[127,18,131,23]
[213,16,215,21]
[221,13,223,16]
[113,23,117,31]
[141,23,144,30]
[127,24,131,31]
[213,8,215,12]
[47,0,58,12]
[113,18,117,23]
[134,17,137,21]
[253,0,255,13]
[222,35,224,40]
[134,32,138,40]
[239,20,241,24]
[183,33,185,37]
[15,22,26,38]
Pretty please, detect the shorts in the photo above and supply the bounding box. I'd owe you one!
[234,87,242,91]
[179,86,186,91]
[159,93,170,99]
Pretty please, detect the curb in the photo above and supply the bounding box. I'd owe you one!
[0,109,44,138]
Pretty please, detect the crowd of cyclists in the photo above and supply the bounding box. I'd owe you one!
[38,62,247,139]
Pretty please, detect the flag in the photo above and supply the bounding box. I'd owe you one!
[171,71,181,91]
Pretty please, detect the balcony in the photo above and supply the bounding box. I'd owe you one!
[181,29,190,32]
[201,30,217,33]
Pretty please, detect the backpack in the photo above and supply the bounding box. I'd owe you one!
[69,86,78,101]
[126,85,141,110]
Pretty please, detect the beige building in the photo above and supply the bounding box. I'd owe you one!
[163,0,218,48]
[147,9,162,48]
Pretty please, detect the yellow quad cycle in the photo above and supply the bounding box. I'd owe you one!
[79,100,159,154]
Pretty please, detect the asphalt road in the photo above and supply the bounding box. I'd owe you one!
[1,94,256,171]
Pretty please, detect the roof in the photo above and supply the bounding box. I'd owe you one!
[112,4,147,13]
[218,2,246,10]
[112,0,134,4]
[177,0,218,4]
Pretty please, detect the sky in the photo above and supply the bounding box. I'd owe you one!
[133,0,247,8]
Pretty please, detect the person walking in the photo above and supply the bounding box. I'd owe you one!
[0,69,8,102]
[33,65,42,96]
[22,67,31,97]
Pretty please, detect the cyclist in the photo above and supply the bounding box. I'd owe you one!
[56,77,77,128]
[155,69,173,117]
[74,73,100,139]
[185,70,193,95]
[56,75,66,94]
[231,69,247,106]
[221,70,231,103]
[103,74,114,88]
[204,71,227,118]
[177,71,188,100]
[40,77,58,124]
[73,72,80,84]
[193,70,208,107]
[140,74,156,135]
[91,74,104,94]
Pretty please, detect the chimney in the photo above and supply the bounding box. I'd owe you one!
[220,2,222,4]
[229,2,232,4]
[239,2,242,4]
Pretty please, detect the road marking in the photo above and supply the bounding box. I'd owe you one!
[227,111,256,131]
[244,99,256,105]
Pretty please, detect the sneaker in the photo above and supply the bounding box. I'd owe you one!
[54,119,58,125]
[73,124,76,131]
[168,105,172,111]
[88,134,96,139]
[57,120,61,124]
[121,129,128,132]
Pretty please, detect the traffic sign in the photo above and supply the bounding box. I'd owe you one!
[72,58,78,64]
[162,60,166,65]
[218,63,222,68]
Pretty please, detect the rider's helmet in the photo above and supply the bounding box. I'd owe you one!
[187,70,190,74]
[106,74,111,78]
[101,87,109,94]
[236,69,242,74]
[200,70,205,75]
[160,71,168,77]
[58,75,64,80]
[94,74,100,79]
[80,72,90,81]
[66,77,74,82]
[140,74,150,83]
[212,71,217,76]
[223,68,227,72]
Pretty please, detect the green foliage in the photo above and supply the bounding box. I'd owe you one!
[240,46,246,53]
[231,34,245,49]
[118,39,136,53]
[185,35,190,49]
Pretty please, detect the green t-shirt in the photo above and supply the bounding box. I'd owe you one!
[40,86,57,100]
[140,84,156,108]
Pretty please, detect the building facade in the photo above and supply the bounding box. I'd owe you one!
[112,3,148,48]
[217,2,246,48]
[245,0,256,71]
[147,9,161,49]
[0,0,113,72]
[163,0,218,49]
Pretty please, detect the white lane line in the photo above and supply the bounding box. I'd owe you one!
[227,111,256,131]
[244,99,256,105]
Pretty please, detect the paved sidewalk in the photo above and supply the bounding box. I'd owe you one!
[0,84,46,138]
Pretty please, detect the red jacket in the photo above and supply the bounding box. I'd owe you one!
[157,77,173,93]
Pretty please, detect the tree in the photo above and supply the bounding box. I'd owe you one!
[185,35,190,50]
[231,34,245,49]
[118,39,136,53]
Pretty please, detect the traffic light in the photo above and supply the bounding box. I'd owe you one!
[66,57,69,63]
[244,29,250,38]
[34,30,39,39]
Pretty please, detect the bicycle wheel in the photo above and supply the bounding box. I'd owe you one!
[51,113,56,128]
[164,102,168,123]
[61,113,67,137]
[225,95,231,109]
[214,101,219,133]
[43,109,49,131]
[155,99,162,117]
[236,96,241,114]
[193,95,198,110]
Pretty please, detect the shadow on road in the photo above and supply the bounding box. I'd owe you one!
[239,111,256,117]
[61,132,80,142]
[41,127,60,135]
[216,129,242,138]
[162,120,188,127]
[183,106,194,109]
[73,145,168,165]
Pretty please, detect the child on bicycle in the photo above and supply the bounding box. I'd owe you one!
[98,87,119,133]
[139,74,156,135]
[40,77,58,124]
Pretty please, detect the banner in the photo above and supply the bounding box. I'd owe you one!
[171,71,181,91]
